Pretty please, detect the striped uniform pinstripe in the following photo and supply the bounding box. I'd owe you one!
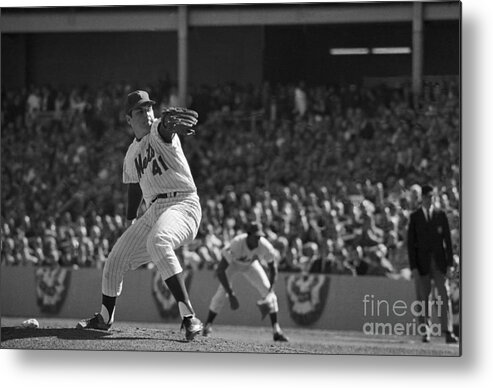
[123,119,196,207]
[102,119,201,297]
[208,234,279,314]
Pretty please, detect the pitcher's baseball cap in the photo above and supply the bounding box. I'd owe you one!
[246,221,265,237]
[125,90,155,115]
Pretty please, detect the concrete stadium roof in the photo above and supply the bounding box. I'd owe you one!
[1,2,460,33]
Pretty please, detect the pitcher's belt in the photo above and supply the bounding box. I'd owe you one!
[150,191,195,204]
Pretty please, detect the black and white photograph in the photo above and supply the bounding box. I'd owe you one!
[1,1,463,359]
[5,9,484,387]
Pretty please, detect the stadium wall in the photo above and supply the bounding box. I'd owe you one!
[2,266,456,335]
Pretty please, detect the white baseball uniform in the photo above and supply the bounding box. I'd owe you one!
[208,233,279,313]
[102,118,201,297]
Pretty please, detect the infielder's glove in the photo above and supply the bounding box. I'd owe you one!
[161,107,199,136]
[256,291,276,320]
[256,299,271,321]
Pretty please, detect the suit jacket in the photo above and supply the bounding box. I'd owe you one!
[407,207,453,275]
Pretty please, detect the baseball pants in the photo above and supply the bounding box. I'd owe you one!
[209,260,279,313]
[102,193,201,297]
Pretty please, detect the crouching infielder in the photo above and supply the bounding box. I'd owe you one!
[202,222,288,342]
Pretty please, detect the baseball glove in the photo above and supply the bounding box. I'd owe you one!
[161,107,199,136]
[256,292,276,320]
[256,299,271,320]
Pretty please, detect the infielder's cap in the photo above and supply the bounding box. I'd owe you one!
[246,222,265,237]
[421,184,434,196]
[125,90,155,114]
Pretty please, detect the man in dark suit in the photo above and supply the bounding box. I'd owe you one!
[407,184,458,344]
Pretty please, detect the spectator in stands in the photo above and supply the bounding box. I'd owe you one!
[1,237,17,265]
[43,236,60,267]
[357,211,384,248]
[89,225,109,268]
[293,81,308,118]
[345,244,367,275]
[1,80,460,276]
[20,238,38,266]
[31,237,46,264]
[58,228,77,267]
[363,244,394,276]
[201,223,224,266]
[26,86,41,118]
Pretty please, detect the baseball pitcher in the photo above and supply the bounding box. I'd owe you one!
[76,90,203,341]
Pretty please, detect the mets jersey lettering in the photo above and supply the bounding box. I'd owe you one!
[123,119,196,206]
[134,144,170,179]
[222,233,278,266]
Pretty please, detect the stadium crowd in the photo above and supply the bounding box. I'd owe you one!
[1,79,460,278]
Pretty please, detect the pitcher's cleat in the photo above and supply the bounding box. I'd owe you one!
[76,313,111,330]
[181,316,203,341]
[273,331,289,342]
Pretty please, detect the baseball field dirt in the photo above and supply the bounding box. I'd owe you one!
[1,317,459,356]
